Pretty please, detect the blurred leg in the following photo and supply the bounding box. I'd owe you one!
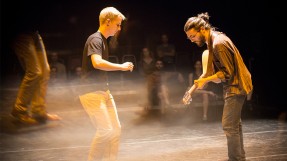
[31,33,50,117]
[12,34,41,116]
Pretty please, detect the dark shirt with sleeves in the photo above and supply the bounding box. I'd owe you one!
[211,31,253,99]
[82,31,109,91]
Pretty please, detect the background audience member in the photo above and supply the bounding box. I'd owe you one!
[146,59,185,113]
[145,59,169,112]
[156,33,176,71]
[48,66,60,86]
[138,47,157,111]
[138,47,156,78]
[188,58,217,121]
[49,52,67,81]
[69,66,84,84]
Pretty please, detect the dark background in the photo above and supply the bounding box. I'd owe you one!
[1,0,286,109]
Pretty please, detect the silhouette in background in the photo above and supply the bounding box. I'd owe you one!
[48,52,67,81]
[145,59,168,111]
[145,59,185,113]
[74,66,83,80]
[156,33,176,71]
[188,58,217,121]
[10,31,61,125]
[69,66,84,84]
[48,66,60,86]
[138,47,157,111]
[138,47,156,79]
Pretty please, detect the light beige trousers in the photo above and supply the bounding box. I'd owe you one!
[79,90,121,161]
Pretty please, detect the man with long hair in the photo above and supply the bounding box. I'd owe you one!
[183,12,253,161]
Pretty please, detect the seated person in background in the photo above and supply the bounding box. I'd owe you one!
[138,47,156,110]
[74,66,83,79]
[147,59,185,112]
[138,47,156,78]
[188,51,217,121]
[69,66,84,84]
[156,33,176,71]
[49,52,67,81]
[49,66,60,86]
[146,59,168,111]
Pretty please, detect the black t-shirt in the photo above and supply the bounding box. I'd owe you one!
[82,31,109,90]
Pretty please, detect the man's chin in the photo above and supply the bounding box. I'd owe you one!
[196,42,205,47]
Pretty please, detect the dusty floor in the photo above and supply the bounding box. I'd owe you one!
[1,79,286,161]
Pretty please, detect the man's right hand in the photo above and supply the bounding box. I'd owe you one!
[122,62,134,72]
[182,84,198,105]
[182,91,192,105]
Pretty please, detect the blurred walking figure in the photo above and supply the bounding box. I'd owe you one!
[10,30,61,125]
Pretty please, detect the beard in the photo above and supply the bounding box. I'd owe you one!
[196,41,205,47]
[195,34,206,47]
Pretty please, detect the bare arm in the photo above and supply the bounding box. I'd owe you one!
[187,50,211,94]
[91,54,133,72]
[183,50,220,104]
[201,50,209,78]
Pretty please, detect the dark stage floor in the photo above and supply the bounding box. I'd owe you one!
[1,79,287,161]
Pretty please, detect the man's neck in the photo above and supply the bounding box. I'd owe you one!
[206,30,212,46]
[98,27,109,39]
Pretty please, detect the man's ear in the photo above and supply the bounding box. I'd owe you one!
[106,19,111,26]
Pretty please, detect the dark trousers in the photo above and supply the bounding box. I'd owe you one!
[222,95,246,161]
